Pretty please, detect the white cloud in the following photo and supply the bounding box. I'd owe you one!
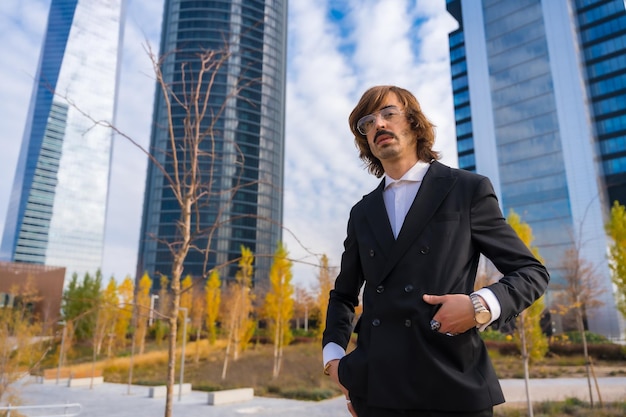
[283,0,459,288]
[101,0,164,281]
[283,1,373,287]
[0,0,459,290]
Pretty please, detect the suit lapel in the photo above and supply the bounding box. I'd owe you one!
[364,180,396,260]
[378,161,457,282]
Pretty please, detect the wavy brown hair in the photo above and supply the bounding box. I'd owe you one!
[349,85,439,178]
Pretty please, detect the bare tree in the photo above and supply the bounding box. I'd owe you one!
[141,43,272,416]
[552,247,606,407]
[293,285,314,332]
[58,35,274,415]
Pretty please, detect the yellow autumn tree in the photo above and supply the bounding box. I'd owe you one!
[179,275,193,343]
[205,269,221,345]
[315,254,334,339]
[191,283,206,363]
[507,209,548,362]
[507,209,548,415]
[263,242,294,378]
[115,276,134,351]
[98,278,120,357]
[155,275,171,345]
[606,200,626,319]
[135,272,153,355]
[0,278,47,404]
[221,246,256,379]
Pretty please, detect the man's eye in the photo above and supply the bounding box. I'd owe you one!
[382,109,397,119]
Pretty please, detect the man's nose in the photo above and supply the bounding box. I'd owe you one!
[374,113,386,128]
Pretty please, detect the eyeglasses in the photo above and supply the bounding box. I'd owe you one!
[356,106,404,135]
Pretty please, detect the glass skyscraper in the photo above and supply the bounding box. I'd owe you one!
[447,0,625,339]
[0,0,126,281]
[137,0,287,286]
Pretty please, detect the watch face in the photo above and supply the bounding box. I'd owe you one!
[476,310,491,324]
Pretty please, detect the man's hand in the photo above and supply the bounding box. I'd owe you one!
[324,359,357,416]
[422,293,476,335]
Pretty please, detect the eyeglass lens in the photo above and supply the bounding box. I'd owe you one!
[357,107,401,135]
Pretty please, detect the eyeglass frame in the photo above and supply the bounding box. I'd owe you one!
[356,105,405,136]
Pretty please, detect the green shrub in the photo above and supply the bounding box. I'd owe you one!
[193,383,224,392]
[562,331,609,344]
[481,329,511,341]
[549,343,626,360]
[278,387,335,401]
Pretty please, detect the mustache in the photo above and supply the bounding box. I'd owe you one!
[374,130,395,143]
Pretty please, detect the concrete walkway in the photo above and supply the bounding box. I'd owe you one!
[497,376,626,406]
[9,376,626,416]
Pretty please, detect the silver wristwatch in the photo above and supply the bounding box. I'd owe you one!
[470,294,492,325]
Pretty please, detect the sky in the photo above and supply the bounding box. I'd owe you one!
[0,0,459,290]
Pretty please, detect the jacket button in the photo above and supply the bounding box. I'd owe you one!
[372,319,380,327]
[369,249,375,257]
[404,285,413,293]
[376,285,384,294]
[405,319,412,327]
[420,246,430,255]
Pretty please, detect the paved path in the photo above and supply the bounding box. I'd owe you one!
[9,376,626,416]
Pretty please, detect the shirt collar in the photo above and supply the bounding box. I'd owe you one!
[384,160,430,189]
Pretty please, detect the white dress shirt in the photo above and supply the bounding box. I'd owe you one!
[383,160,429,239]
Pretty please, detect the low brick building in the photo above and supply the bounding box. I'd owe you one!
[0,261,65,325]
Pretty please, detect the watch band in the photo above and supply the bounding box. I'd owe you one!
[470,293,491,324]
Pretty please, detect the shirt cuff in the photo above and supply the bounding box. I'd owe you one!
[322,342,346,367]
[473,287,501,331]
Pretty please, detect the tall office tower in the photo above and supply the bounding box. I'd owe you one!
[137,0,287,286]
[446,0,626,339]
[0,0,126,281]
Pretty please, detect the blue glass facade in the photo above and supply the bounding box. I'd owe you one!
[447,0,625,339]
[577,0,626,203]
[0,0,125,281]
[137,0,287,286]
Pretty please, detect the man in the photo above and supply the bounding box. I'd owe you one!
[322,85,549,417]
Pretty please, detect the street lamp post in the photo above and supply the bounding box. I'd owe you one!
[178,307,188,401]
[149,294,159,326]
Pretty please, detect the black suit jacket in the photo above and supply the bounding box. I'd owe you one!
[322,161,549,411]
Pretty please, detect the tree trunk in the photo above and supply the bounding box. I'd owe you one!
[195,329,201,364]
[164,313,178,417]
[221,333,232,380]
[576,305,594,408]
[519,313,534,417]
[164,249,185,417]
[272,323,280,378]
